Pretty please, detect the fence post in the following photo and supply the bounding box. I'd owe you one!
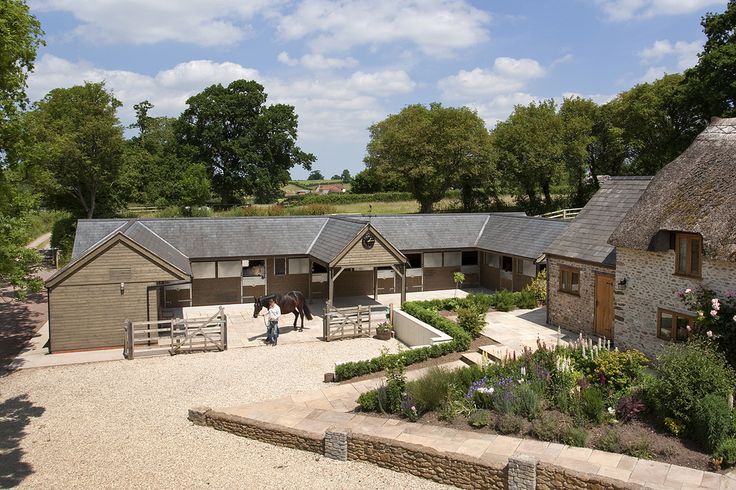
[125,319,133,360]
[223,314,228,350]
[323,312,329,341]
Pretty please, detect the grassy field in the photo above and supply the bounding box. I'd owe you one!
[287,179,350,191]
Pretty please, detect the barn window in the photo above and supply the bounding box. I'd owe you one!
[520,259,536,277]
[657,308,693,342]
[191,261,216,279]
[288,258,309,275]
[559,266,579,295]
[485,253,500,268]
[406,253,422,268]
[443,251,461,267]
[501,256,513,273]
[242,259,265,278]
[312,262,327,273]
[274,258,286,276]
[217,261,241,278]
[462,251,478,266]
[675,233,702,277]
[424,252,443,268]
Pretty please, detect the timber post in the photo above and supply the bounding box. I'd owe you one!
[125,319,133,360]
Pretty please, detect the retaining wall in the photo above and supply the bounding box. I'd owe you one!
[392,309,453,347]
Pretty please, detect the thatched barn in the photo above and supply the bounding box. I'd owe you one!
[608,117,736,356]
[545,177,651,340]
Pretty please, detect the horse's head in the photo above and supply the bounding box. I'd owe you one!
[253,297,263,318]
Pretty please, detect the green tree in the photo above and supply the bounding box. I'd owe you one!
[340,169,352,182]
[605,74,704,176]
[685,0,736,118]
[560,97,598,206]
[308,170,324,180]
[26,82,126,218]
[365,103,494,213]
[351,167,405,193]
[492,100,563,213]
[178,163,211,206]
[0,0,44,148]
[177,80,314,204]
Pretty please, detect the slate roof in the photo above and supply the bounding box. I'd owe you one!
[546,177,652,266]
[68,213,571,276]
[478,215,571,260]
[610,118,736,262]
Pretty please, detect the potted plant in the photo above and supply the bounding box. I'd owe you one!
[375,321,393,340]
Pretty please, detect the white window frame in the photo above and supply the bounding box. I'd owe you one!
[191,261,216,279]
[288,258,310,275]
[217,260,242,278]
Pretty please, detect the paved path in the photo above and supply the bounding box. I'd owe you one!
[26,232,51,249]
[482,307,576,353]
[212,362,732,490]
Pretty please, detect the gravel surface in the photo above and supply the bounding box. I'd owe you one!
[0,339,454,489]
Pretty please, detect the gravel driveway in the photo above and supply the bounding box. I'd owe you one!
[0,339,453,489]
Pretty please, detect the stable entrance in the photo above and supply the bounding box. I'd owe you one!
[594,274,614,339]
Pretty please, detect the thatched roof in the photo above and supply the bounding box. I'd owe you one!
[609,117,736,262]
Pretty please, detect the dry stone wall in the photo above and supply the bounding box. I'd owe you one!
[614,247,736,358]
[547,256,614,337]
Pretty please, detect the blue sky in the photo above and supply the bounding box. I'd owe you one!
[27,0,726,179]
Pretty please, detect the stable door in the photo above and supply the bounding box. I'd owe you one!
[594,274,615,340]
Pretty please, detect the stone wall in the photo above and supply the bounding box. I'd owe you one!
[547,256,614,337]
[614,247,736,358]
[536,462,646,490]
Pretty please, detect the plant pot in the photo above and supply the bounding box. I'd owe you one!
[375,330,392,341]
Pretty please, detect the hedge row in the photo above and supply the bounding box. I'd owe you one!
[289,191,413,205]
[333,300,472,381]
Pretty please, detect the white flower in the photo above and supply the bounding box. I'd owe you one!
[476,387,495,395]
[607,407,615,415]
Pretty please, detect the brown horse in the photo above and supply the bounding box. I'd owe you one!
[253,291,313,332]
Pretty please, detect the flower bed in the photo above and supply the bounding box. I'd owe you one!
[356,336,736,471]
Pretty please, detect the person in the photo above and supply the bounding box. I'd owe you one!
[266,297,281,346]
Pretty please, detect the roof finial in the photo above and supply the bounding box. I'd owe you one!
[368,204,372,222]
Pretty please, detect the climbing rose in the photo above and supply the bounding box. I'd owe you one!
[685,288,692,294]
[711,310,719,317]
[707,330,714,337]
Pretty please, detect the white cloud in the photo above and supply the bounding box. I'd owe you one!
[277,0,490,57]
[639,39,702,70]
[27,54,415,141]
[29,0,284,46]
[640,65,669,82]
[561,92,617,105]
[438,57,546,99]
[466,92,538,129]
[277,51,358,70]
[597,0,726,21]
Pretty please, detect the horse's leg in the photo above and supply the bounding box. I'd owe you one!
[293,309,298,329]
[299,308,304,331]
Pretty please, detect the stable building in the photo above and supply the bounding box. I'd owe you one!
[45,213,569,353]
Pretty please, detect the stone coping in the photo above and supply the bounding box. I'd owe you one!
[193,362,735,490]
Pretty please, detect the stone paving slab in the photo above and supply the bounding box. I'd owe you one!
[208,360,727,490]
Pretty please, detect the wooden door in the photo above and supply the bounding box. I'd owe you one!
[595,274,615,339]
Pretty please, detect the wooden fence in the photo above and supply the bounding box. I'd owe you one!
[323,303,392,341]
[538,208,582,220]
[123,307,227,359]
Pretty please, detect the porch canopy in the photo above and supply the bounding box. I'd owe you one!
[307,218,408,305]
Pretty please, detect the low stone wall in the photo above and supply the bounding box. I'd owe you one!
[193,407,648,490]
[349,433,506,490]
[392,309,453,348]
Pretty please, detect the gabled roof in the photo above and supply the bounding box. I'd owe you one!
[547,177,652,266]
[365,214,491,251]
[478,214,571,260]
[609,117,736,262]
[308,218,366,264]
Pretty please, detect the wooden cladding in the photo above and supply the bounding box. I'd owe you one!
[675,232,702,277]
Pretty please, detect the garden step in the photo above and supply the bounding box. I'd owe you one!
[478,344,517,362]
[460,352,485,367]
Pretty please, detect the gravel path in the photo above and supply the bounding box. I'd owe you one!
[0,339,454,489]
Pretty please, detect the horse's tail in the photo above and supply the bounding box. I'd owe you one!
[302,301,313,321]
[292,291,313,320]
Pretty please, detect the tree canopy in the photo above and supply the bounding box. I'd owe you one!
[176,80,314,204]
[308,170,324,180]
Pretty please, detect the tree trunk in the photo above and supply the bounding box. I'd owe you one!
[542,182,552,206]
[419,200,434,213]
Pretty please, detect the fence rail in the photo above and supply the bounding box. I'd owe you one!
[323,303,391,341]
[123,307,227,359]
[538,207,582,220]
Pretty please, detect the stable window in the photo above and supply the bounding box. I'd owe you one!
[675,233,702,277]
[462,251,478,266]
[191,261,216,279]
[424,252,443,268]
[486,253,500,268]
[521,259,537,277]
[242,259,265,278]
[312,262,327,273]
[501,256,513,273]
[274,258,286,276]
[657,309,693,342]
[443,251,461,267]
[559,267,580,295]
[288,258,310,275]
[217,260,241,278]
[406,253,422,268]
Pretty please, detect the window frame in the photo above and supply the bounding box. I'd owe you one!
[674,232,702,278]
[274,258,287,276]
[559,266,580,296]
[657,308,694,342]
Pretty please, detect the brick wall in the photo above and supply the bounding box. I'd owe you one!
[547,257,614,337]
[614,247,736,358]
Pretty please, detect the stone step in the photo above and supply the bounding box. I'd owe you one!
[478,344,517,362]
[460,352,485,367]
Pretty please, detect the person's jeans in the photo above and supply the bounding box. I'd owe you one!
[267,320,279,344]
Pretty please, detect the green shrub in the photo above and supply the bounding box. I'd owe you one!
[406,367,457,414]
[595,429,623,453]
[592,350,649,392]
[714,438,736,467]
[691,394,734,452]
[456,306,485,337]
[288,203,336,215]
[580,386,606,424]
[496,414,525,435]
[468,409,491,428]
[531,412,572,442]
[492,290,516,312]
[516,289,538,309]
[625,437,654,459]
[561,426,588,447]
[645,339,736,428]
[464,294,494,314]
[289,191,412,206]
[357,390,379,411]
[524,269,547,305]
[451,365,485,393]
[517,383,543,420]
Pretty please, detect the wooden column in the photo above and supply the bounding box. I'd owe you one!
[400,263,407,305]
[308,260,312,302]
[327,267,334,306]
[373,267,379,300]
